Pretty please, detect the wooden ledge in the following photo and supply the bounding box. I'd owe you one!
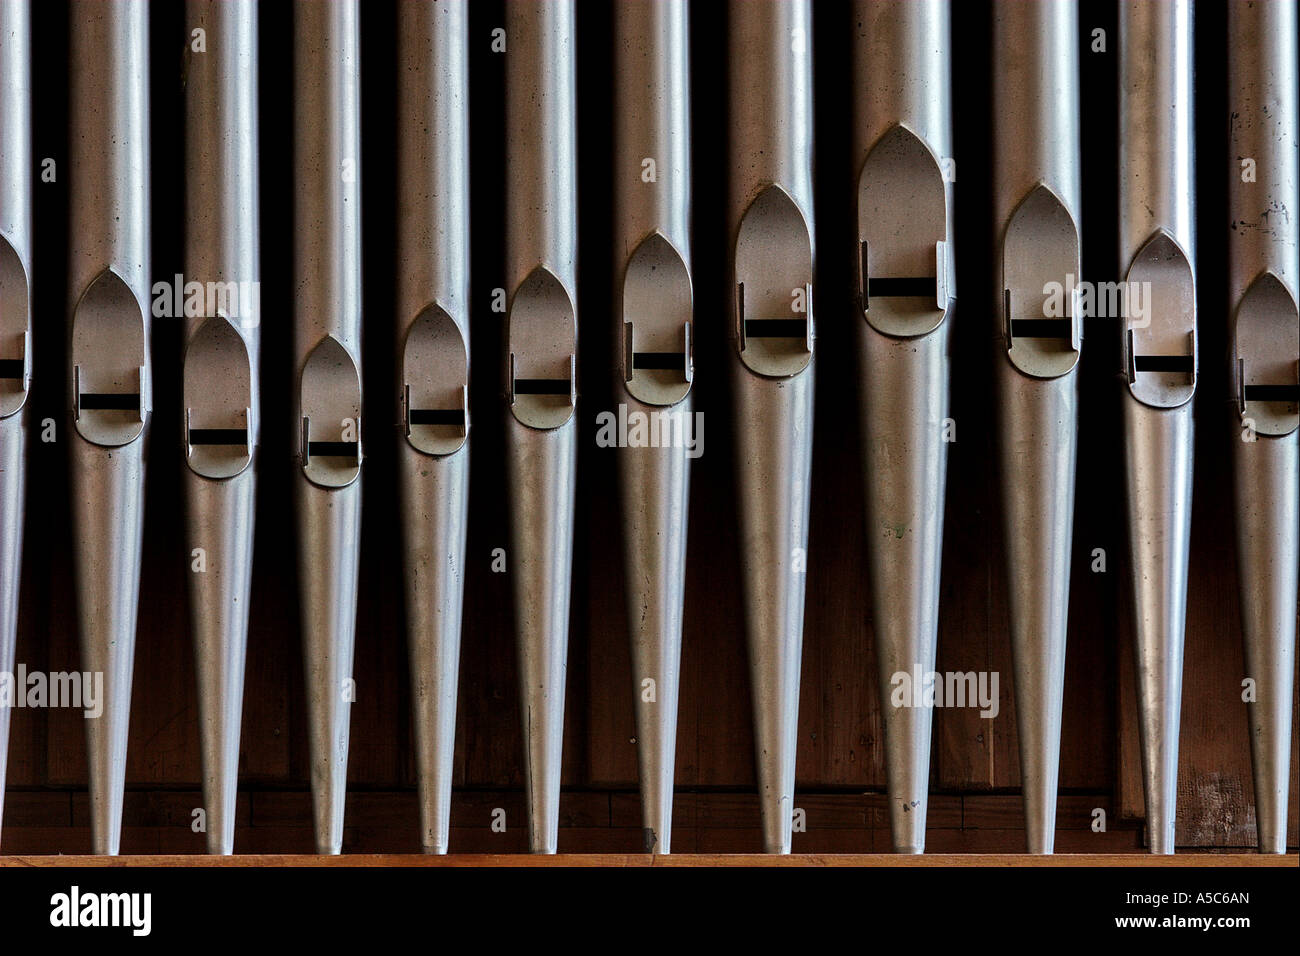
[2,852,1294,867]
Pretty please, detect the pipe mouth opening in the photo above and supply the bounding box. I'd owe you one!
[0,236,31,417]
[1124,230,1197,408]
[1001,184,1081,380]
[858,124,952,338]
[185,314,255,479]
[1234,272,1298,435]
[508,265,576,429]
[72,268,150,446]
[734,184,814,378]
[622,232,693,406]
[299,334,362,488]
[403,303,469,455]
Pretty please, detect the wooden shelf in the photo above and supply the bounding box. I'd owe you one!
[2,852,1295,868]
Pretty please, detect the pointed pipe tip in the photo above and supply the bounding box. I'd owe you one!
[642,827,669,855]
[734,369,813,860]
[1233,435,1297,857]
[1021,787,1061,856]
[87,778,125,856]
[618,398,689,867]
[1147,817,1177,855]
[998,365,1077,861]
[310,786,349,859]
[187,471,255,861]
[861,324,948,861]
[1124,400,1192,861]
[297,479,361,861]
[508,420,576,866]
[72,438,146,862]
[401,447,468,863]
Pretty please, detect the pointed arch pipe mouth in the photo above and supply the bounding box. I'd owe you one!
[184,314,255,479]
[71,267,149,446]
[1000,183,1082,379]
[857,123,952,338]
[621,231,693,406]
[0,235,31,417]
[733,183,814,378]
[299,334,362,488]
[403,303,469,455]
[1234,271,1299,435]
[508,264,577,430]
[1124,230,1197,408]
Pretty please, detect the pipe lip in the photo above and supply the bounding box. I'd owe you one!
[1123,230,1198,409]
[857,123,952,339]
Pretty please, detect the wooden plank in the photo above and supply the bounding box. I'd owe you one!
[127,439,200,786]
[579,339,637,788]
[0,791,72,828]
[964,794,1110,831]
[932,330,1004,790]
[236,463,295,784]
[71,790,249,829]
[3,850,1289,866]
[678,376,754,790]
[348,458,410,787]
[799,310,880,788]
[6,490,53,787]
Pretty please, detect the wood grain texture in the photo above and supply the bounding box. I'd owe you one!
[1,851,1291,868]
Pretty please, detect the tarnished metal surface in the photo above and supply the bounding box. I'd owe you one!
[183,0,260,856]
[397,0,471,855]
[68,0,151,857]
[613,0,693,856]
[992,0,1082,854]
[1226,0,1298,856]
[294,0,363,855]
[0,0,30,845]
[1119,0,1196,855]
[853,0,954,854]
[729,0,815,855]
[505,0,578,855]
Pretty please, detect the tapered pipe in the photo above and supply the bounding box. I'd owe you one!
[992,0,1082,854]
[1226,0,1298,856]
[396,0,471,856]
[294,0,363,855]
[183,0,259,856]
[0,0,31,844]
[68,0,151,857]
[504,0,578,855]
[1119,0,1196,855]
[852,0,954,854]
[613,0,693,856]
[729,0,815,855]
